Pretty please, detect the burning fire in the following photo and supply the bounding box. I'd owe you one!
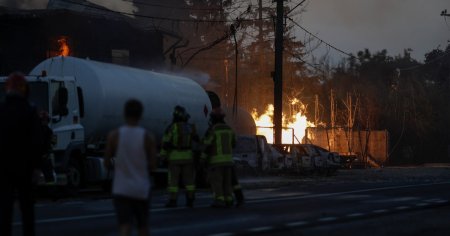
[58,37,70,56]
[252,99,314,144]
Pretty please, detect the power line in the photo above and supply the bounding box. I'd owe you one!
[60,0,267,23]
[286,16,355,59]
[398,50,450,71]
[286,51,324,73]
[286,0,307,15]
[124,0,241,12]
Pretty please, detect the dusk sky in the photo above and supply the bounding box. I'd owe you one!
[299,0,450,63]
[1,0,448,63]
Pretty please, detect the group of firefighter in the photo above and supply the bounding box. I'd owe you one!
[160,105,244,208]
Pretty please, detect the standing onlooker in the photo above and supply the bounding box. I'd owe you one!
[160,105,198,208]
[201,108,236,208]
[104,99,156,236]
[0,72,43,236]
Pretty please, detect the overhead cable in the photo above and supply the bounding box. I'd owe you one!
[124,0,240,11]
[286,16,354,59]
[286,0,307,15]
[60,0,270,23]
[398,50,450,71]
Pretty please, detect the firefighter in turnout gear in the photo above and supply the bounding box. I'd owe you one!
[161,106,198,208]
[201,108,236,208]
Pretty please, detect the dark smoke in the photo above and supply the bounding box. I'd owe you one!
[0,0,136,12]
[0,0,48,9]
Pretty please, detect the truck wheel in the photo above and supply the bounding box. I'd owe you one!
[67,158,85,192]
[68,161,81,188]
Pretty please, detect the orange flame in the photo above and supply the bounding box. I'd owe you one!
[252,100,315,144]
[57,37,70,56]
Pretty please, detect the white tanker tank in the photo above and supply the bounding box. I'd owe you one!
[31,56,212,141]
[25,56,212,188]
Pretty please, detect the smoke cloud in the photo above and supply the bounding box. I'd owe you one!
[300,0,449,62]
[0,0,137,13]
[0,0,48,9]
[88,0,137,14]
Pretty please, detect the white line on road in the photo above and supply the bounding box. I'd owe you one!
[14,212,115,226]
[395,206,411,210]
[372,209,389,214]
[347,213,365,218]
[248,226,273,232]
[208,233,234,236]
[285,221,308,227]
[249,181,450,204]
[416,203,430,207]
[318,217,338,222]
[21,181,450,225]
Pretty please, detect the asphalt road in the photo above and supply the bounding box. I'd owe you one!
[11,170,450,236]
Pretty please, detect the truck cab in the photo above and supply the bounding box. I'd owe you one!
[0,75,87,187]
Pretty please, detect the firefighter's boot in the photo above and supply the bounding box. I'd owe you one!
[165,199,177,208]
[186,192,195,208]
[234,189,244,207]
[165,192,178,208]
[210,199,226,208]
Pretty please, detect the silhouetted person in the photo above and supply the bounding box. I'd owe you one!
[160,106,198,208]
[201,108,236,208]
[0,72,43,236]
[105,99,157,236]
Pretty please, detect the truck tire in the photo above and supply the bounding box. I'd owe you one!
[67,159,82,190]
[67,152,86,192]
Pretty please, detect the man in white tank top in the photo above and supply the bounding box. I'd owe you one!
[104,99,156,236]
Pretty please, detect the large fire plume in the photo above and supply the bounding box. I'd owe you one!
[252,99,315,144]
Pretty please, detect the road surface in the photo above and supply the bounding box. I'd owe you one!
[11,168,450,236]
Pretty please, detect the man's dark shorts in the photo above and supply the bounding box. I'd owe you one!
[113,195,149,227]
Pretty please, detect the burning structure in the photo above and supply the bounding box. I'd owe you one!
[0,3,165,75]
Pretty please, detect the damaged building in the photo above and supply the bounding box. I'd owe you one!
[0,0,172,74]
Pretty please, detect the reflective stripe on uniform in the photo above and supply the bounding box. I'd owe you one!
[186,185,195,191]
[167,186,178,193]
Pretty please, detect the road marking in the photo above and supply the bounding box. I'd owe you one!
[425,198,443,202]
[249,181,450,204]
[435,200,448,204]
[14,212,115,226]
[248,226,273,232]
[286,221,308,227]
[416,203,430,207]
[318,217,338,222]
[336,194,371,200]
[395,206,410,210]
[364,197,419,203]
[347,213,365,218]
[208,233,234,236]
[372,209,389,214]
[62,201,83,205]
[24,181,450,225]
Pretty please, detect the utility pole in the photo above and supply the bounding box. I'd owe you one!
[224,59,229,107]
[330,89,336,149]
[259,0,263,37]
[274,0,284,144]
[314,94,319,126]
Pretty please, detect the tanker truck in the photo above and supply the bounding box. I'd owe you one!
[0,56,212,190]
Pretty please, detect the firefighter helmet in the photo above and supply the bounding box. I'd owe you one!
[173,105,190,122]
[209,107,226,124]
